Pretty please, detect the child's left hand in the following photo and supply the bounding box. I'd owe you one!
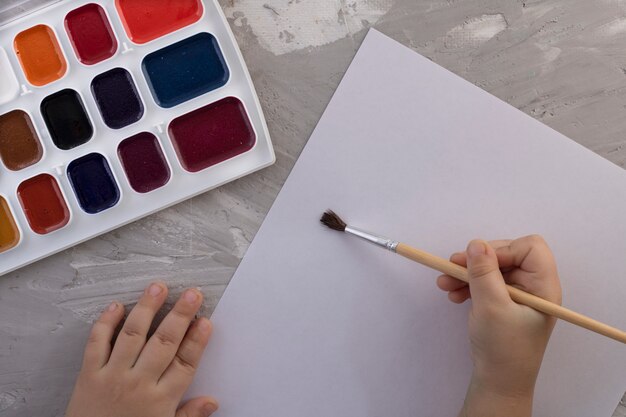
[65,282,218,417]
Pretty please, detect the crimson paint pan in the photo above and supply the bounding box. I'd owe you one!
[65,3,118,65]
[169,97,256,172]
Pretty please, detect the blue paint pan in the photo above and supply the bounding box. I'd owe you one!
[142,32,230,108]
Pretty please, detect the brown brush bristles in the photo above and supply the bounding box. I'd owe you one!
[320,210,347,232]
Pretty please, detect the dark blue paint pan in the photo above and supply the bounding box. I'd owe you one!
[67,153,120,214]
[142,32,230,108]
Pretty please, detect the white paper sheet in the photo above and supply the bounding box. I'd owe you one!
[188,29,626,416]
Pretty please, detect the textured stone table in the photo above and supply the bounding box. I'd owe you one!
[1,1,626,415]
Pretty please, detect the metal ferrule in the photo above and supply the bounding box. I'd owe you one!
[345,226,399,252]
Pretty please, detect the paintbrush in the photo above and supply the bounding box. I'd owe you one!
[320,210,626,344]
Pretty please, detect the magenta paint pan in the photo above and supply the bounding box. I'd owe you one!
[0,0,274,275]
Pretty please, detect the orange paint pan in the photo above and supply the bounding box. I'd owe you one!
[14,24,67,87]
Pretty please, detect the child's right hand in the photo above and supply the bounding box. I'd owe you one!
[436,236,562,417]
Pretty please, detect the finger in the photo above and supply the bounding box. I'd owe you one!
[449,252,467,267]
[135,289,204,378]
[159,318,213,395]
[494,235,554,273]
[436,274,468,292]
[449,240,512,267]
[487,239,513,250]
[175,396,219,417]
[496,235,561,303]
[82,301,125,371]
[448,287,471,304]
[465,240,511,308]
[108,282,168,369]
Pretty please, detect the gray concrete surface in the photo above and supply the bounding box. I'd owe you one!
[1,0,626,415]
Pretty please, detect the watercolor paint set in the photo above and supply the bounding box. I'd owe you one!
[0,0,275,275]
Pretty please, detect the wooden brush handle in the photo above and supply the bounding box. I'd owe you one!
[396,243,626,344]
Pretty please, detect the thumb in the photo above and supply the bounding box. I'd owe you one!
[176,397,219,417]
[466,240,510,308]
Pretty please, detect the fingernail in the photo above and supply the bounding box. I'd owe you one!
[107,302,118,312]
[203,399,219,414]
[198,318,212,334]
[184,289,199,304]
[148,283,163,297]
[467,240,487,257]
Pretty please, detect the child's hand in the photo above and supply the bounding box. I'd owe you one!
[436,236,562,417]
[65,282,218,417]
